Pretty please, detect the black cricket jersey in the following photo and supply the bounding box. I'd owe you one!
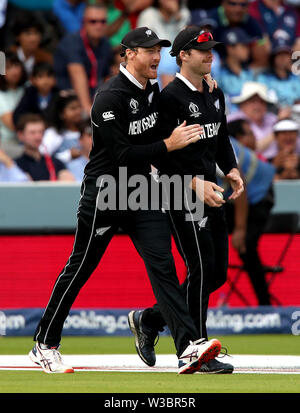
[85,64,167,180]
[155,73,237,182]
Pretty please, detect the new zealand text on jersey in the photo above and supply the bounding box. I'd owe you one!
[199,122,221,139]
[128,112,158,135]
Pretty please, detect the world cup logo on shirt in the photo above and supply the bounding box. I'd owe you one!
[130,98,139,114]
[189,102,201,118]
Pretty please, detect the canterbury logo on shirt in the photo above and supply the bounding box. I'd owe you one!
[128,112,158,135]
[102,111,115,121]
[199,122,221,139]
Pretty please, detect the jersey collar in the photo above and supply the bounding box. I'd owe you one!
[119,63,158,90]
[175,73,198,91]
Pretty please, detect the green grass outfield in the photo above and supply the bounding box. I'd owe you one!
[0,335,300,393]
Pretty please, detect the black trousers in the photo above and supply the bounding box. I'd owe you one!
[142,192,229,340]
[34,176,199,357]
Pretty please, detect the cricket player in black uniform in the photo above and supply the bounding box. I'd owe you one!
[128,27,244,374]
[29,27,223,375]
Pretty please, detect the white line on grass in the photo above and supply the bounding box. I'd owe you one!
[1,355,300,374]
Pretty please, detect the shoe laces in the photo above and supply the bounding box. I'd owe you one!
[51,348,63,363]
[40,345,63,363]
[153,332,159,347]
[140,324,159,348]
[217,346,232,359]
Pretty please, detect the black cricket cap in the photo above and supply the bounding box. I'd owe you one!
[221,27,253,46]
[170,26,221,57]
[120,27,171,57]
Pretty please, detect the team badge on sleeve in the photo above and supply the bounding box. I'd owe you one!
[102,111,115,121]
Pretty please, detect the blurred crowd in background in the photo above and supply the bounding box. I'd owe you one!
[0,0,300,184]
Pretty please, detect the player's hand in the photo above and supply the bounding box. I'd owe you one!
[164,121,203,152]
[226,169,244,200]
[191,177,225,207]
[204,74,218,93]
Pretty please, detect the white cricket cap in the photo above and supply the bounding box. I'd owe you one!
[231,82,277,104]
[273,119,299,133]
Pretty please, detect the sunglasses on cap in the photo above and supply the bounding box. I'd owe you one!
[181,31,214,51]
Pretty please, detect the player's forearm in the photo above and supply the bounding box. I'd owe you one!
[228,167,240,177]
[216,123,238,174]
[233,186,248,230]
[116,140,168,167]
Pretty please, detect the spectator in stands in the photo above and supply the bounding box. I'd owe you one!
[115,0,153,29]
[109,45,124,77]
[285,0,300,50]
[257,35,300,109]
[100,0,131,48]
[188,0,221,10]
[216,27,255,113]
[54,0,132,47]
[9,11,53,77]
[67,120,92,181]
[0,147,29,182]
[249,0,299,45]
[190,0,270,69]
[137,1,190,45]
[225,118,275,305]
[54,3,112,117]
[53,0,86,34]
[137,0,190,88]
[228,82,279,160]
[40,90,83,164]
[271,118,300,180]
[15,113,75,182]
[0,52,27,159]
[13,62,59,127]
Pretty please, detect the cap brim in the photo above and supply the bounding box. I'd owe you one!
[193,40,221,50]
[273,120,299,132]
[141,38,171,48]
[170,40,221,57]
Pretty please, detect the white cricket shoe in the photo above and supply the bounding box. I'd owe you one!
[29,343,74,374]
[178,338,222,374]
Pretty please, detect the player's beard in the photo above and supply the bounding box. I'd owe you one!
[196,62,212,77]
[141,61,159,80]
